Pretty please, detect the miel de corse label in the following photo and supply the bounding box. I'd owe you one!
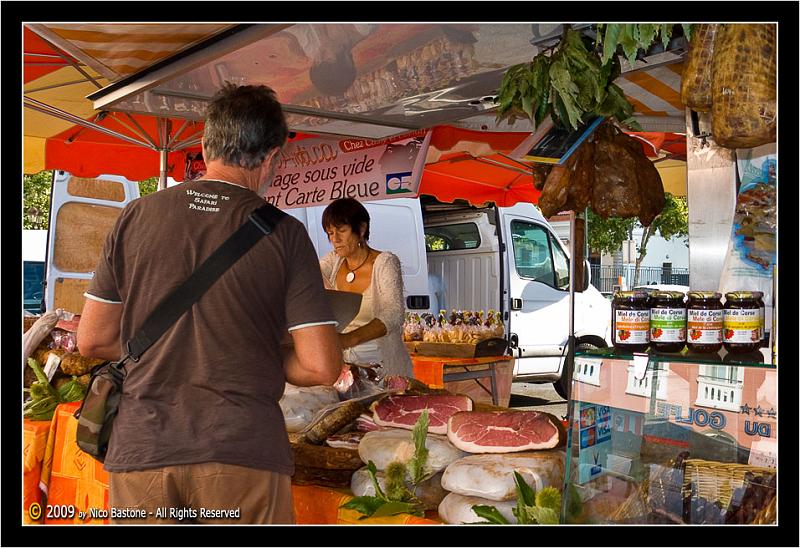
[651,308,687,342]
[724,308,761,343]
[615,309,649,344]
[688,308,723,343]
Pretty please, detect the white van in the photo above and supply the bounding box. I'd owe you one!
[44,173,610,397]
[292,197,612,398]
[43,171,140,314]
[23,229,48,313]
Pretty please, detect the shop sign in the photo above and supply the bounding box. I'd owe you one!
[265,130,432,209]
[656,402,775,439]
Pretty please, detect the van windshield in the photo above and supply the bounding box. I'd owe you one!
[424,223,481,252]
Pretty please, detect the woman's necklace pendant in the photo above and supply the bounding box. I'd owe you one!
[345,271,356,283]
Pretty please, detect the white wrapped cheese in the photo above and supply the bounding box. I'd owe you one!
[357,429,466,473]
[441,450,565,501]
[437,492,517,524]
[279,383,340,432]
[350,467,447,510]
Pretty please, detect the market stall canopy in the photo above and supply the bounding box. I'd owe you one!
[68,23,687,137]
[24,22,689,182]
[419,126,687,207]
[23,25,230,178]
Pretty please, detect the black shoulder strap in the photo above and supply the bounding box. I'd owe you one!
[124,204,287,362]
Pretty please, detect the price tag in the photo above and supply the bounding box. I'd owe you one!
[43,352,62,382]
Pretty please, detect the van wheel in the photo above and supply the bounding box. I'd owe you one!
[553,340,603,400]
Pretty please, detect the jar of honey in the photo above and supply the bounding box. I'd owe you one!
[724,292,762,354]
[687,292,723,353]
[612,291,650,352]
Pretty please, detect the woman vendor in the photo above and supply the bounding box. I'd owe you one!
[319,198,413,377]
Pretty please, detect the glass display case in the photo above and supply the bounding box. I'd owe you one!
[562,347,777,525]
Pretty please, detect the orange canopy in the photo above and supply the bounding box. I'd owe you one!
[421,151,541,207]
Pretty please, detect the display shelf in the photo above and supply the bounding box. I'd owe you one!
[563,351,777,525]
[576,346,775,369]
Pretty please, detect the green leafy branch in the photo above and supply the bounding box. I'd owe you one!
[497,28,639,131]
[471,474,586,525]
[340,409,432,519]
[596,24,693,66]
[497,25,693,132]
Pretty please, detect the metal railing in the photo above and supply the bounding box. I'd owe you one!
[590,265,689,293]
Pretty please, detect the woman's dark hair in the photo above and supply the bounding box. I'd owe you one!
[203,83,288,169]
[321,198,370,241]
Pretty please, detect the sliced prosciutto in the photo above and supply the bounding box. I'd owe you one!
[355,413,381,432]
[447,411,560,453]
[372,395,473,435]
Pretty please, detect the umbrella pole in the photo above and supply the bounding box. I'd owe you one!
[158,118,172,191]
[560,209,578,522]
[158,148,168,191]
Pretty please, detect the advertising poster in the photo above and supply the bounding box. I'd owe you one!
[265,130,432,209]
[577,402,612,484]
[718,143,776,313]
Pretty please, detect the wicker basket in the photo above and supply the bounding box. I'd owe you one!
[609,481,651,523]
[681,459,774,509]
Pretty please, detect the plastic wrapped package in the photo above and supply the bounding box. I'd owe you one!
[437,492,517,524]
[357,429,466,473]
[441,450,565,502]
[279,384,341,432]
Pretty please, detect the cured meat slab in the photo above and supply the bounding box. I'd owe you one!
[371,394,473,435]
[447,410,560,453]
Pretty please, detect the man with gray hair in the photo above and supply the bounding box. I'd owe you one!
[77,83,342,524]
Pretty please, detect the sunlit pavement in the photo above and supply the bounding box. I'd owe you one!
[509,382,569,421]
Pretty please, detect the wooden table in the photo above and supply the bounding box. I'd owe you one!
[411,354,514,406]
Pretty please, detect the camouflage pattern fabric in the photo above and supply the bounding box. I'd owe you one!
[74,361,125,462]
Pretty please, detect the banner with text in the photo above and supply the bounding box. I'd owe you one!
[265,130,431,209]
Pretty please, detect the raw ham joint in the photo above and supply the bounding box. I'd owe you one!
[447,410,560,453]
[371,394,473,435]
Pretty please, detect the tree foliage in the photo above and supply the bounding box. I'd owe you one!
[23,171,53,229]
[587,193,689,285]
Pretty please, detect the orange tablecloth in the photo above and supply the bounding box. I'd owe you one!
[411,354,514,388]
[292,484,440,524]
[23,419,51,524]
[30,403,439,525]
[40,401,110,524]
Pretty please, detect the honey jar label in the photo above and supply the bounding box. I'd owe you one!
[724,308,761,343]
[615,309,649,344]
[688,309,723,343]
[651,308,687,342]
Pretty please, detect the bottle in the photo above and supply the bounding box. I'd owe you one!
[723,292,761,354]
[649,291,687,353]
[687,292,723,353]
[612,291,650,352]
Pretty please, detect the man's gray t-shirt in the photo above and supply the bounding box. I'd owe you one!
[86,180,336,474]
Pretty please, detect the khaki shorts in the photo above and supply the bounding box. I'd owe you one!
[108,462,295,524]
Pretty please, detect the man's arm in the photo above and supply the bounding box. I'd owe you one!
[76,298,123,361]
[284,324,342,386]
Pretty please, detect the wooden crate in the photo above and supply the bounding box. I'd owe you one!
[405,338,508,358]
